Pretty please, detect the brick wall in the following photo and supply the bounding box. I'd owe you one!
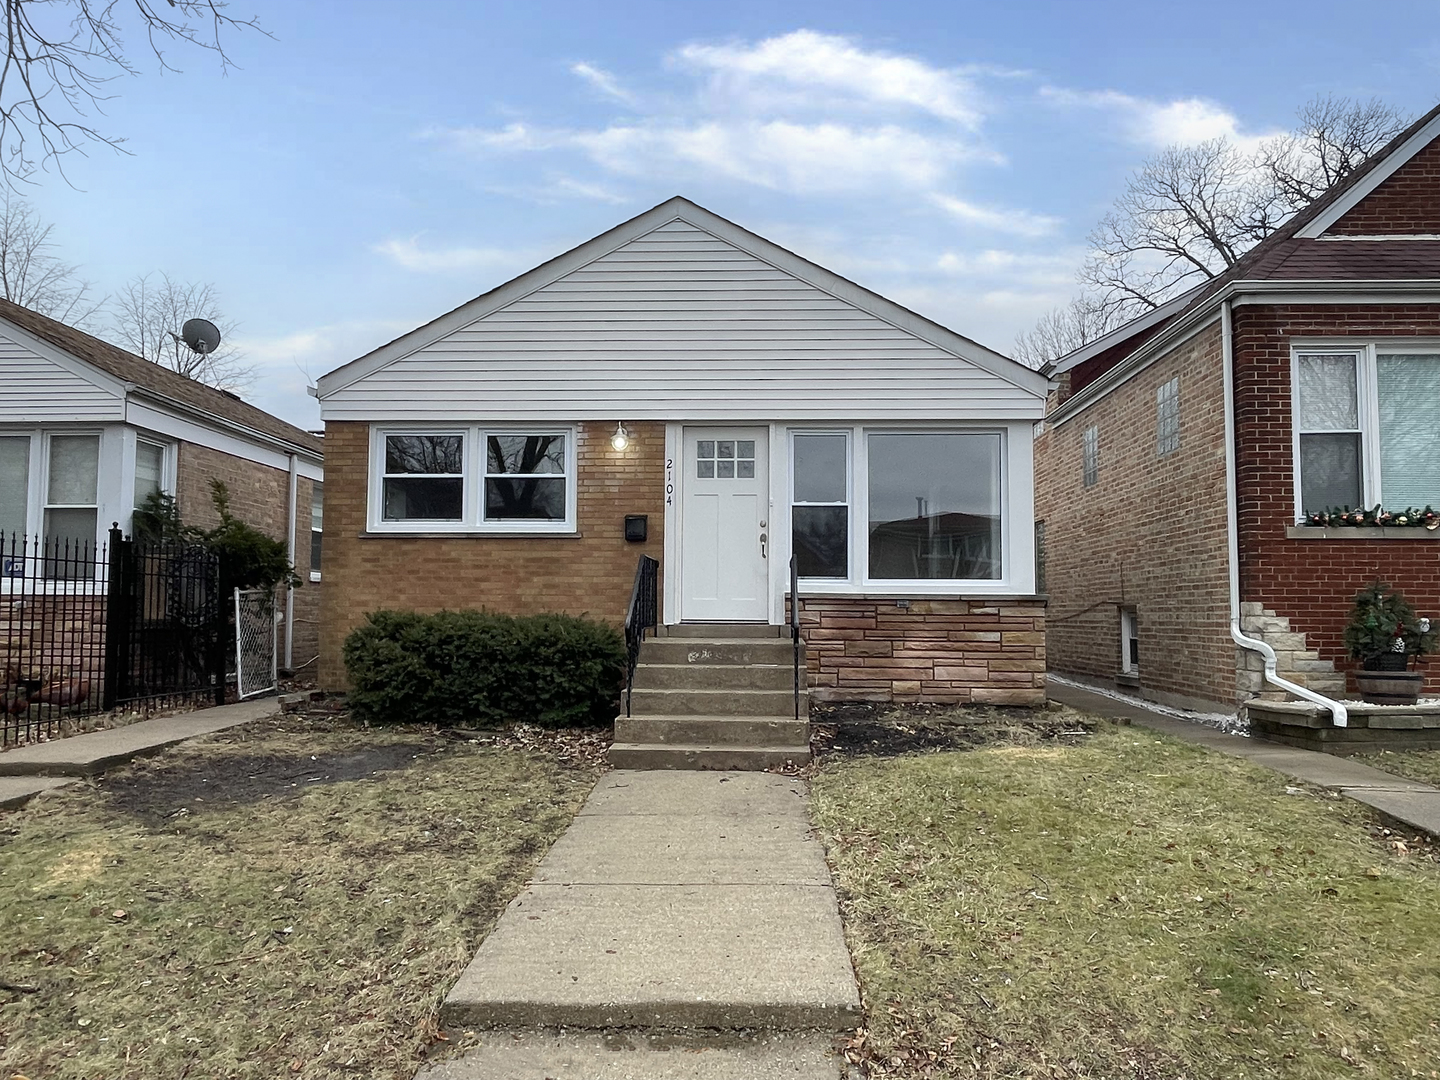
[1232,303,1440,694]
[175,441,322,673]
[796,596,1045,705]
[318,420,665,689]
[1324,134,1440,235]
[1035,322,1236,708]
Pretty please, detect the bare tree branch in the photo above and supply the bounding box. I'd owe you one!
[1256,95,1411,213]
[1011,294,1127,369]
[109,270,252,391]
[0,1,268,187]
[0,189,99,321]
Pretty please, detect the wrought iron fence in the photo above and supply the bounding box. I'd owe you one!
[2,533,109,745]
[103,527,227,714]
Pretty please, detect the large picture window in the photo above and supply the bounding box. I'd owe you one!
[371,426,575,532]
[1293,347,1440,514]
[868,433,1002,581]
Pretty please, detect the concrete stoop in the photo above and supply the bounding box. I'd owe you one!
[610,624,810,770]
[1237,602,1348,701]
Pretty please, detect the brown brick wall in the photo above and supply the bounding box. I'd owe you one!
[175,441,322,672]
[1232,303,1440,694]
[318,420,665,689]
[796,596,1045,706]
[1035,322,1235,707]
[1325,134,1440,235]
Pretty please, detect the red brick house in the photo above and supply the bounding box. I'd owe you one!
[314,197,1049,708]
[1035,103,1440,716]
[0,298,325,671]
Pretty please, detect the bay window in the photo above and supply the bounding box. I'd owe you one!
[371,426,576,532]
[790,428,1006,587]
[0,436,28,539]
[1293,347,1440,515]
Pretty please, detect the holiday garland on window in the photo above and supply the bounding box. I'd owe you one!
[1302,504,1440,529]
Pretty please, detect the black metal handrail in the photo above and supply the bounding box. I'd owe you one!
[623,554,659,717]
[789,552,801,722]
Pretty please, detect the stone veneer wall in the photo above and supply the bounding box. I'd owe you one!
[794,596,1046,705]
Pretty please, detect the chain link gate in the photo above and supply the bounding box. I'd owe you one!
[234,587,278,699]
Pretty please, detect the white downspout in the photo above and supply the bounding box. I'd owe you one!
[285,452,298,672]
[1222,299,1347,727]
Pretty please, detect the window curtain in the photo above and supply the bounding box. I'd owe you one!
[1377,354,1440,508]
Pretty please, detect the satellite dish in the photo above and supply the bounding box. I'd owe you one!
[181,318,221,356]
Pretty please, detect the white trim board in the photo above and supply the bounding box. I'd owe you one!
[316,196,1049,402]
[126,400,324,480]
[1296,109,1440,238]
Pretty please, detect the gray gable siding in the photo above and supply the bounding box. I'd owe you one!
[323,220,1042,421]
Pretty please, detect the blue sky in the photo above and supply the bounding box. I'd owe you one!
[20,0,1440,429]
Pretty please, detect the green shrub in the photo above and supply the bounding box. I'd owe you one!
[342,609,626,727]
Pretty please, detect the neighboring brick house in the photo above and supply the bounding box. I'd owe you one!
[315,197,1049,704]
[0,298,325,670]
[1035,103,1440,713]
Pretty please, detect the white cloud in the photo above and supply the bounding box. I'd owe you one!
[675,29,984,126]
[571,62,635,105]
[930,194,1060,237]
[373,237,534,274]
[935,247,1080,286]
[1040,86,1281,150]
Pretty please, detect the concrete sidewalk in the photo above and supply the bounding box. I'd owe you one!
[428,770,859,1078]
[0,697,281,808]
[1050,681,1440,836]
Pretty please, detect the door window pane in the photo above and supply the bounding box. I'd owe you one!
[135,441,165,510]
[1377,354,1440,508]
[868,433,1002,580]
[1299,432,1362,511]
[47,435,99,505]
[694,436,755,482]
[0,436,28,538]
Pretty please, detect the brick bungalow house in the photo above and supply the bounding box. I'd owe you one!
[1035,103,1440,714]
[314,197,1049,714]
[0,298,325,671]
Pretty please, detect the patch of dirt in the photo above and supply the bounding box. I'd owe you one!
[98,741,441,825]
[809,700,1098,761]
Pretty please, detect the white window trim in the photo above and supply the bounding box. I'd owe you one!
[132,436,176,511]
[788,429,852,581]
[1289,341,1440,521]
[367,424,579,534]
[788,425,1014,594]
[41,430,103,547]
[1120,607,1138,674]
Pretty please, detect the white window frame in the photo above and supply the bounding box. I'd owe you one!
[1289,341,1440,520]
[41,430,103,551]
[787,425,1011,592]
[1120,607,1139,674]
[788,429,852,581]
[309,480,323,582]
[367,424,578,534]
[132,436,175,512]
[1156,376,1180,456]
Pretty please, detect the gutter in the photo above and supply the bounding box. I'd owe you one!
[1221,298,1347,727]
[285,453,298,671]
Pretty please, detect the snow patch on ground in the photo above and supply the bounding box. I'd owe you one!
[1049,674,1251,736]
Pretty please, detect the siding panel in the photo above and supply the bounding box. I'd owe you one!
[325,220,1041,422]
[0,336,122,422]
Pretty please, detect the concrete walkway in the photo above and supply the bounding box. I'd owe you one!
[427,770,859,1079]
[0,697,281,808]
[1050,681,1440,836]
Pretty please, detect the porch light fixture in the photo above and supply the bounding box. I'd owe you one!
[610,422,630,451]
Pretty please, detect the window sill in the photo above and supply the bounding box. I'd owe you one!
[1286,526,1440,540]
[792,583,1045,601]
[359,530,582,540]
[309,572,322,582]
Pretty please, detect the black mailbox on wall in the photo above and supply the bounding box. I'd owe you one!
[624,515,648,543]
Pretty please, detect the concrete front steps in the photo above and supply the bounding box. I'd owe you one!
[609,624,810,770]
[1237,603,1348,701]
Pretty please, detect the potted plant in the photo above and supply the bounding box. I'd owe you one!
[1343,582,1437,704]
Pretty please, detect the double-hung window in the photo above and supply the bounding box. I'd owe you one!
[0,436,28,539]
[45,434,99,554]
[372,426,576,532]
[310,482,323,579]
[1293,346,1440,515]
[790,428,1006,587]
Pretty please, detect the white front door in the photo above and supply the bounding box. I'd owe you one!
[680,427,769,621]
